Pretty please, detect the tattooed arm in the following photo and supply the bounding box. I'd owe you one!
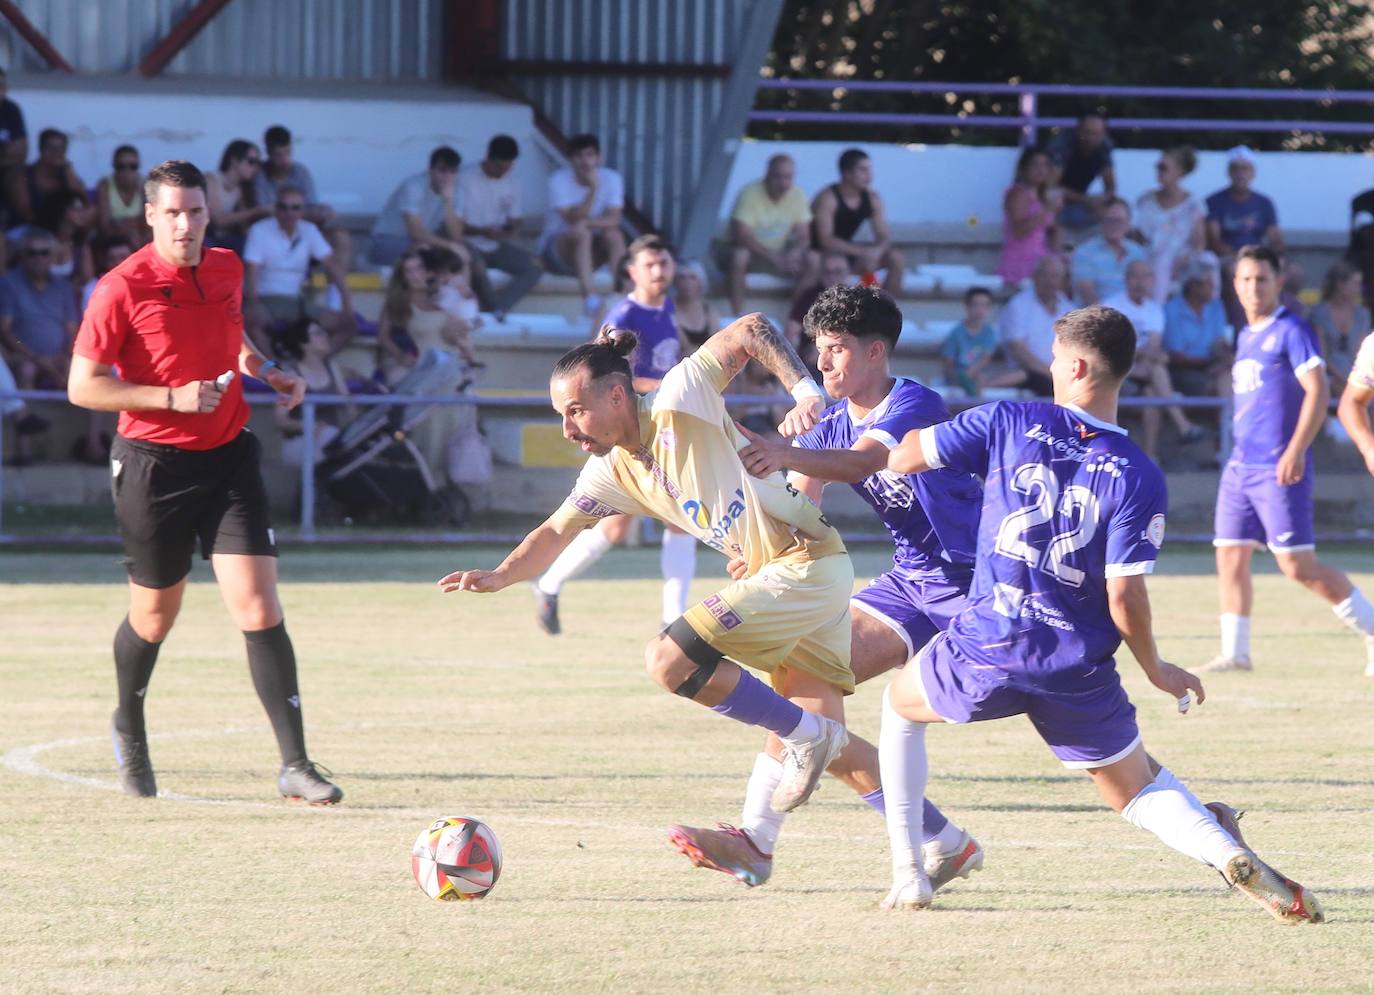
[704,311,825,436]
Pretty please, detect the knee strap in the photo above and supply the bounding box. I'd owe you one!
[665,617,723,699]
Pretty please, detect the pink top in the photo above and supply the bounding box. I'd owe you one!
[998,182,1052,284]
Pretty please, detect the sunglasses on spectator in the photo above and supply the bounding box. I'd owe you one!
[276,202,305,212]
[245,157,261,166]
[115,161,139,171]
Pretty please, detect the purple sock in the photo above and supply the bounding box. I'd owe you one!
[862,788,949,843]
[711,670,803,736]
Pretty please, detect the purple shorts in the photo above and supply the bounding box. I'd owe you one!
[851,566,971,659]
[1213,461,1315,552]
[916,633,1141,769]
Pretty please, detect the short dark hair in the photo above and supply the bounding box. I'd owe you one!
[838,148,868,174]
[430,145,460,171]
[420,245,463,275]
[38,127,67,149]
[551,326,636,390]
[626,233,672,263]
[1077,111,1107,124]
[1054,306,1136,381]
[219,139,257,173]
[568,133,600,155]
[264,125,292,150]
[964,286,993,305]
[1237,244,1281,274]
[144,159,207,203]
[803,284,903,352]
[487,135,519,161]
[112,144,138,165]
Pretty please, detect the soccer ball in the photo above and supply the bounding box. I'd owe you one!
[411,816,503,901]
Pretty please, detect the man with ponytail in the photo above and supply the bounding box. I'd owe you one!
[441,314,855,816]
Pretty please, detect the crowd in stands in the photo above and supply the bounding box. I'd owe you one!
[3,79,1374,485]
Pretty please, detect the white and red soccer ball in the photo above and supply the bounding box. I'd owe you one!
[411,816,502,901]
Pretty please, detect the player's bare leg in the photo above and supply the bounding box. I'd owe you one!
[212,553,341,805]
[1093,742,1322,924]
[1202,543,1255,672]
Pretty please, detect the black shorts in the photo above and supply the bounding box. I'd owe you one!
[111,431,278,589]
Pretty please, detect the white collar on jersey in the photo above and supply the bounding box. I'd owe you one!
[1243,305,1285,336]
[845,377,908,427]
[1061,402,1127,435]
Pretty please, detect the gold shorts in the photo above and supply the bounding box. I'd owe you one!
[681,553,855,694]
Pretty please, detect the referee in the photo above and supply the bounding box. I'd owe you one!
[68,160,342,805]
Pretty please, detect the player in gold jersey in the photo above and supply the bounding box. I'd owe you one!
[440,315,853,812]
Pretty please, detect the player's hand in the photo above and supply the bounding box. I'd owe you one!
[437,569,506,594]
[778,394,824,438]
[1275,448,1306,486]
[264,366,307,410]
[725,556,749,581]
[170,379,225,414]
[735,422,788,478]
[1147,660,1206,710]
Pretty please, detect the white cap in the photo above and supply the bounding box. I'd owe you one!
[1227,145,1256,165]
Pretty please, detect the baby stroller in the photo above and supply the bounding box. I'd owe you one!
[315,348,473,527]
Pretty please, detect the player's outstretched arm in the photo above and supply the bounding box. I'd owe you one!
[886,427,935,476]
[736,422,886,484]
[1107,574,1205,709]
[704,312,824,436]
[438,516,586,594]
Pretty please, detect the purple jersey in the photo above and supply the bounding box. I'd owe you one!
[604,295,680,381]
[1228,307,1324,467]
[923,401,1167,687]
[795,378,980,574]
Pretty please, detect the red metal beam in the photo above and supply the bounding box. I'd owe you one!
[0,0,74,73]
[445,0,501,82]
[496,59,733,80]
[137,0,237,77]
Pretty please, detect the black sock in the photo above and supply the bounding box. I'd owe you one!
[113,617,161,738]
[244,621,308,768]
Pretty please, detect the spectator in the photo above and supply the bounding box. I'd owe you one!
[94,145,149,247]
[1047,112,1116,232]
[274,318,354,466]
[721,153,815,315]
[1070,197,1145,304]
[420,246,482,367]
[255,124,352,270]
[940,287,999,395]
[0,66,29,232]
[1206,146,1282,259]
[1,350,51,463]
[51,194,96,289]
[674,258,721,349]
[1104,259,1204,458]
[998,254,1072,396]
[82,235,133,311]
[810,148,905,294]
[538,133,626,318]
[1164,265,1233,399]
[369,146,466,268]
[1279,256,1309,320]
[1135,145,1211,305]
[242,184,354,355]
[377,249,475,384]
[1308,261,1369,395]
[16,127,86,232]
[997,145,1060,286]
[784,251,853,367]
[1348,184,1374,311]
[206,139,270,254]
[457,134,542,318]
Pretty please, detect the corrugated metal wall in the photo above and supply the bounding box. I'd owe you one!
[501,0,762,246]
[0,0,439,80]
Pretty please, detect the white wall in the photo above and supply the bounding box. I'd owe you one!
[17,86,552,215]
[722,139,1374,233]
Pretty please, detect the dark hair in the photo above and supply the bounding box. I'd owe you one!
[1077,111,1108,124]
[383,249,427,326]
[838,148,868,174]
[429,145,460,171]
[487,135,519,161]
[144,159,207,202]
[274,317,316,361]
[1101,196,1130,215]
[1237,244,1281,274]
[38,127,67,149]
[568,133,600,155]
[1014,145,1048,184]
[1053,306,1136,381]
[420,245,463,275]
[94,233,133,273]
[111,144,138,166]
[264,125,292,150]
[219,139,256,172]
[1163,145,1197,176]
[551,327,636,388]
[964,286,993,305]
[803,284,902,351]
[626,233,672,264]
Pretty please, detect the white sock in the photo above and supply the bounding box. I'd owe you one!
[924,818,967,858]
[740,752,786,854]
[660,530,698,624]
[536,527,613,596]
[1121,766,1243,871]
[1220,613,1250,660]
[1332,588,1374,638]
[879,686,927,881]
[779,708,822,746]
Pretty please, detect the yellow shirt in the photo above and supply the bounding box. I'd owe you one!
[550,348,845,575]
[1349,331,1374,390]
[730,181,811,252]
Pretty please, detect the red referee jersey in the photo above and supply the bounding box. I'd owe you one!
[75,244,248,450]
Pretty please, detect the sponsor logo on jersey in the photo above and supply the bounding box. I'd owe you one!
[1232,358,1264,394]
[571,492,620,518]
[682,487,747,553]
[1146,513,1166,548]
[703,594,743,631]
[1023,422,1119,466]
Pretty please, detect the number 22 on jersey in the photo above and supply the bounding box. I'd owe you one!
[994,463,1101,587]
